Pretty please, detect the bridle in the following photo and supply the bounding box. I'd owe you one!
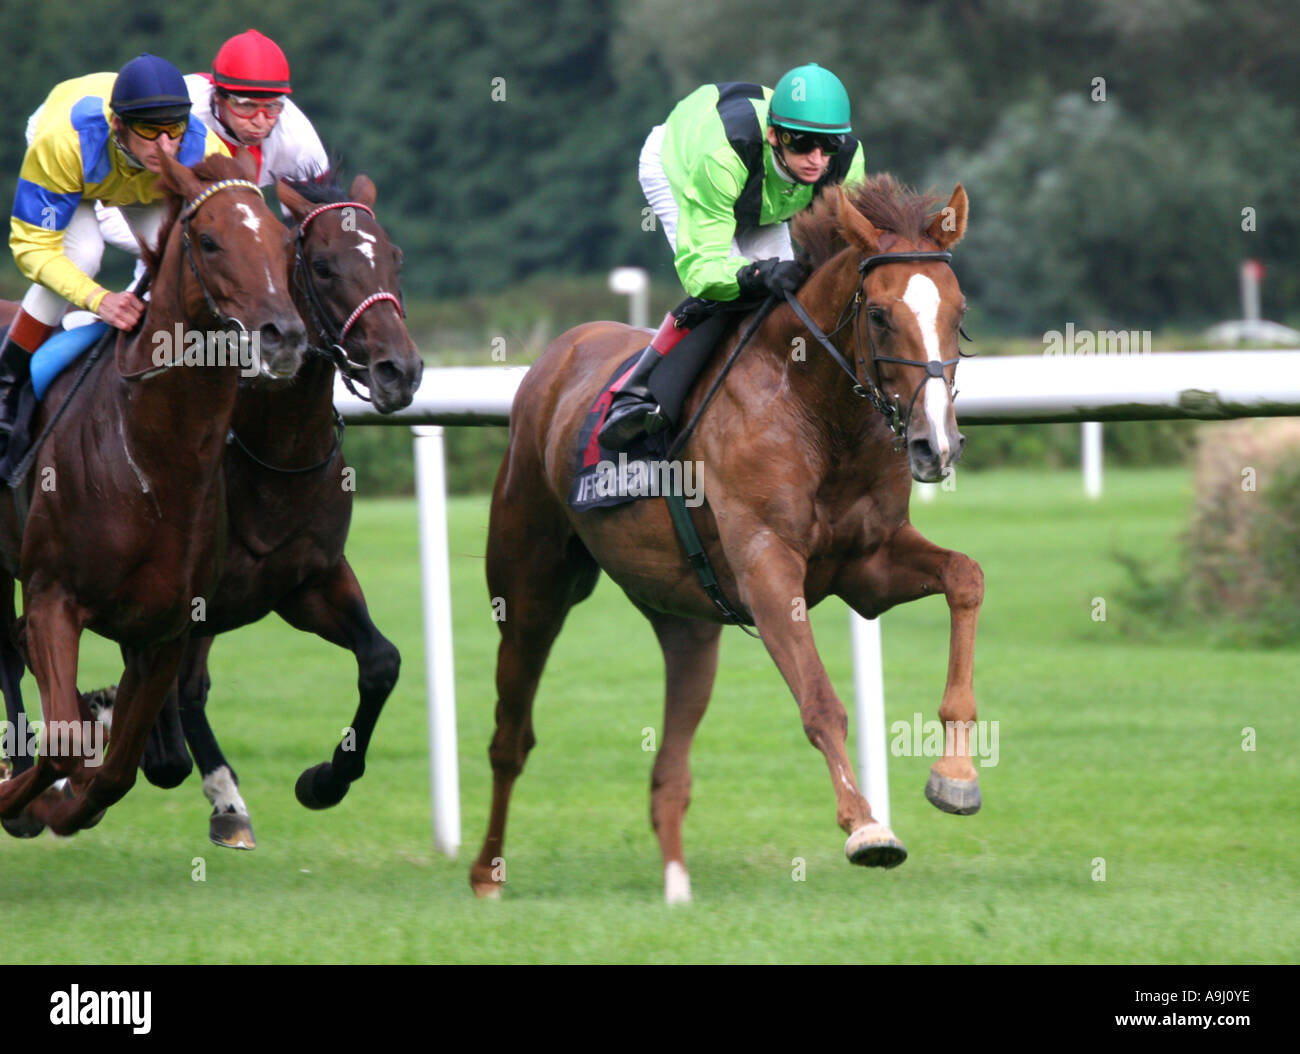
[291,199,405,403]
[784,250,970,444]
[118,177,265,382]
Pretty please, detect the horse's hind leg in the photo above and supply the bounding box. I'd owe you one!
[838,523,985,814]
[0,576,46,837]
[640,608,721,904]
[273,557,401,813]
[469,504,598,899]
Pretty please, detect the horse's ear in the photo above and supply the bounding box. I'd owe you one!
[277,178,311,222]
[349,174,376,209]
[926,184,968,249]
[834,184,882,255]
[232,146,259,183]
[156,149,201,202]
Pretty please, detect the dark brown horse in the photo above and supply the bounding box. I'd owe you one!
[0,151,306,835]
[469,175,984,902]
[123,174,423,847]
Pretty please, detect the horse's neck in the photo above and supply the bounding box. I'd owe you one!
[750,262,890,449]
[231,353,336,457]
[111,297,243,472]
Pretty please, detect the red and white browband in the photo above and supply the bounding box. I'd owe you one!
[297,199,403,339]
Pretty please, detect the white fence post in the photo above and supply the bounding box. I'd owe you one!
[850,612,889,829]
[414,425,460,857]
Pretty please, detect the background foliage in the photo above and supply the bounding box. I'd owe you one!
[2,0,1296,330]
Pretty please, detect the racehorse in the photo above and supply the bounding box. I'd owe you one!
[0,150,306,835]
[125,174,423,847]
[469,175,984,903]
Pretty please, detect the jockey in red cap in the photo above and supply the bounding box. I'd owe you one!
[96,30,330,292]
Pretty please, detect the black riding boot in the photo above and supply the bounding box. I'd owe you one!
[598,300,730,451]
[0,329,36,463]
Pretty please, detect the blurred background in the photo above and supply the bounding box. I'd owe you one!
[2,0,1297,492]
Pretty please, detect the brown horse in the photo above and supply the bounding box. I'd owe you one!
[123,174,423,847]
[0,150,306,835]
[469,175,983,902]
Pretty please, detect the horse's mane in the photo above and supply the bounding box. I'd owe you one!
[279,173,350,206]
[794,173,945,270]
[141,153,260,278]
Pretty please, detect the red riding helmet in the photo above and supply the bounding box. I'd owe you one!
[212,29,292,95]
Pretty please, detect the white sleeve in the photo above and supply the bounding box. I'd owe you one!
[269,99,330,183]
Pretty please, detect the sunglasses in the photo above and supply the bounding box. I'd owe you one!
[779,130,845,156]
[125,117,189,141]
[223,94,286,119]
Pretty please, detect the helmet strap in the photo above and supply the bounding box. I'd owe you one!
[770,137,816,187]
[212,96,256,148]
[110,122,147,170]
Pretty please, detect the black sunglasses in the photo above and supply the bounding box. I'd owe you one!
[779,129,845,156]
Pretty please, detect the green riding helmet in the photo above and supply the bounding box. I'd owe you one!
[767,63,851,134]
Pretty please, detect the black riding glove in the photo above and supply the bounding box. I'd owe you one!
[736,258,806,299]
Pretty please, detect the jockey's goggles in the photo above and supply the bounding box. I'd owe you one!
[124,116,189,141]
[778,129,845,156]
[222,93,286,119]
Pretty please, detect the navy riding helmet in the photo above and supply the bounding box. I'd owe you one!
[110,53,192,123]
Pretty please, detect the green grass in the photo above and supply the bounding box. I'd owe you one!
[3,467,1296,963]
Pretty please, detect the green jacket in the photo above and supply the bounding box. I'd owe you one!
[659,82,866,300]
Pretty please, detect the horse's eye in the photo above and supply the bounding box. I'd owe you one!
[199,233,219,253]
[312,258,333,279]
[868,306,889,326]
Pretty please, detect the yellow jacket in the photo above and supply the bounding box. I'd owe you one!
[10,72,229,313]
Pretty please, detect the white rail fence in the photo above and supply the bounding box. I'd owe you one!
[336,349,1300,851]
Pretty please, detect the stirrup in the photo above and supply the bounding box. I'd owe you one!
[599,394,664,451]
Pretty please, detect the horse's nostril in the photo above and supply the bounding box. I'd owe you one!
[259,323,283,351]
[373,360,401,388]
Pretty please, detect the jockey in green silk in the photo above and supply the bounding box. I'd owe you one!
[599,63,866,451]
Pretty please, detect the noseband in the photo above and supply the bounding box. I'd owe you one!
[292,200,405,403]
[785,250,965,444]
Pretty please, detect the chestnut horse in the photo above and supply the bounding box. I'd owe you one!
[0,151,306,835]
[126,174,423,847]
[470,175,984,903]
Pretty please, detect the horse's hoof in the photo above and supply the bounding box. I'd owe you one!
[925,771,982,815]
[664,861,692,905]
[1,812,46,839]
[845,822,908,868]
[471,881,502,900]
[142,758,193,789]
[210,811,256,850]
[295,763,349,810]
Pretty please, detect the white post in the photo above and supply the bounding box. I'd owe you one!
[1082,420,1103,499]
[850,611,889,829]
[608,266,650,329]
[414,425,460,857]
[1241,259,1262,325]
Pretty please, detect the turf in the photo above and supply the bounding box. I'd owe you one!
[2,466,1296,963]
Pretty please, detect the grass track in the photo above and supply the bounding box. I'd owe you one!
[3,467,1296,963]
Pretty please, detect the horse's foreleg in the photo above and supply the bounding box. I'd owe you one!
[640,607,721,904]
[469,501,598,899]
[16,590,94,833]
[138,679,194,789]
[837,523,985,814]
[175,635,254,849]
[274,558,399,812]
[34,637,187,835]
[728,534,906,868]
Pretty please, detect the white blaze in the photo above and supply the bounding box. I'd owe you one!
[900,274,951,456]
[234,203,261,234]
[356,229,377,269]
